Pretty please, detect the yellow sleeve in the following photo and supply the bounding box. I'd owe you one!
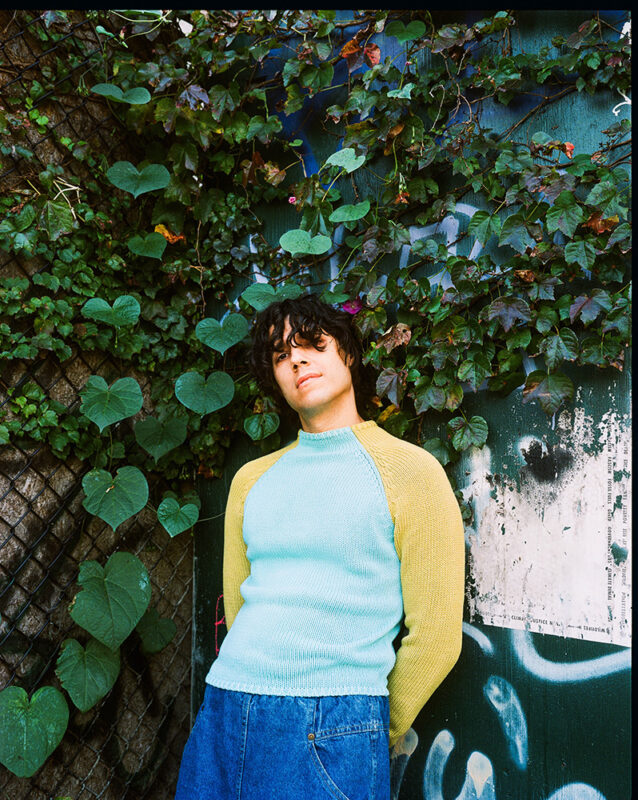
[386,451,466,748]
[222,470,251,631]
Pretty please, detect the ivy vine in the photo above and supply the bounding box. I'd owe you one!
[0,8,631,777]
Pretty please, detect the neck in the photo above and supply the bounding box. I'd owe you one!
[297,399,365,434]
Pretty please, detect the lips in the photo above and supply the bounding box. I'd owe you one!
[296,373,320,388]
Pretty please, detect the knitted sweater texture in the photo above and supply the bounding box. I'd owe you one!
[205,419,465,747]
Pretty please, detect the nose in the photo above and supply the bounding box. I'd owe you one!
[290,348,308,367]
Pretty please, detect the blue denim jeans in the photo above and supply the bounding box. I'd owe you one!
[175,684,391,800]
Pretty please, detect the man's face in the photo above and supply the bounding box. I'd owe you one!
[270,317,355,417]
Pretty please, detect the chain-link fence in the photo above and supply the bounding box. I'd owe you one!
[1,11,193,798]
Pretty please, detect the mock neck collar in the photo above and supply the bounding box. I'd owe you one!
[296,419,377,449]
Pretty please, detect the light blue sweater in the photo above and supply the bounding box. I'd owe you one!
[205,422,403,696]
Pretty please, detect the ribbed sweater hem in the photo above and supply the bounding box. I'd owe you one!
[205,675,389,697]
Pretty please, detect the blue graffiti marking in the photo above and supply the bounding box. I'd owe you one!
[483,676,528,770]
[424,729,455,800]
[423,729,496,800]
[511,629,631,682]
[545,783,607,800]
[462,622,495,656]
[457,752,497,800]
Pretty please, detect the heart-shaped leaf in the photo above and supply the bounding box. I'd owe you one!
[385,19,426,42]
[69,552,151,650]
[240,282,304,311]
[243,412,280,441]
[279,229,332,255]
[55,638,120,713]
[329,200,370,223]
[127,232,167,259]
[324,147,365,173]
[134,414,187,461]
[81,295,141,327]
[195,313,249,354]
[136,607,177,654]
[175,371,235,415]
[106,161,170,198]
[91,83,151,104]
[0,686,69,778]
[157,496,199,537]
[80,375,143,432]
[82,466,149,531]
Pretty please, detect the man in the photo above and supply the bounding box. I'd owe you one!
[175,293,465,800]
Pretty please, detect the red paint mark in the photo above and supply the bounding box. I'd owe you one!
[214,593,226,655]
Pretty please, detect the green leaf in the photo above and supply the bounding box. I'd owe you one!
[0,686,69,778]
[421,437,453,466]
[106,161,170,198]
[447,415,489,451]
[498,214,535,253]
[328,200,370,223]
[457,355,491,391]
[157,496,199,537]
[55,638,120,713]
[535,305,558,334]
[484,297,531,332]
[468,210,501,244]
[546,191,584,237]
[387,82,415,99]
[91,83,151,104]
[127,232,167,259]
[240,282,304,311]
[279,229,332,255]
[82,295,141,327]
[564,238,597,269]
[136,607,177,654]
[80,375,143,432]
[174,371,235,415]
[585,180,626,218]
[414,383,446,413]
[523,370,574,415]
[324,147,365,174]
[41,200,74,241]
[243,412,280,441]
[385,19,426,42]
[539,328,579,369]
[69,552,151,650]
[81,466,149,531]
[195,313,249,355]
[376,368,406,406]
[134,414,187,461]
[569,290,613,324]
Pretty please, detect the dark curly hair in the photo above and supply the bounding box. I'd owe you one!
[248,293,376,421]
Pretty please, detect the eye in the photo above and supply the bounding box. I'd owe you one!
[275,352,287,362]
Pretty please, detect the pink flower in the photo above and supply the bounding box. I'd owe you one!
[288,196,296,204]
[342,297,363,314]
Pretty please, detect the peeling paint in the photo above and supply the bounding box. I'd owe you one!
[463,404,631,647]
